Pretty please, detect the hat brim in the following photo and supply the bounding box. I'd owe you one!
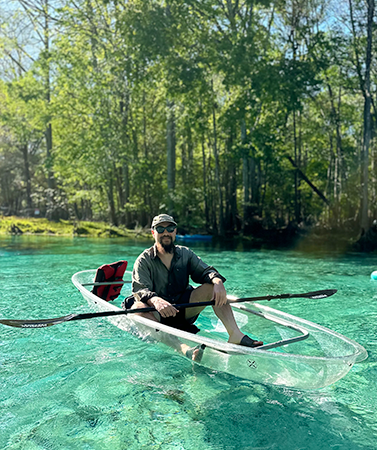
[153,220,177,228]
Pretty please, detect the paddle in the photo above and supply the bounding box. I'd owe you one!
[82,281,131,287]
[0,289,337,329]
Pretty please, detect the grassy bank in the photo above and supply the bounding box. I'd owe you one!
[0,216,151,239]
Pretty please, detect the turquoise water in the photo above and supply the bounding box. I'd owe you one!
[1,235,377,450]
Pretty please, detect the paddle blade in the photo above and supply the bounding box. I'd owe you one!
[0,314,77,328]
[301,289,337,299]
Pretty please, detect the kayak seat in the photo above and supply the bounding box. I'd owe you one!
[92,261,128,301]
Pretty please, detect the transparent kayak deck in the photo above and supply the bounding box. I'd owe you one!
[72,270,368,390]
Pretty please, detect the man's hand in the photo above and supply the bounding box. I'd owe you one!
[149,297,179,318]
[211,278,228,307]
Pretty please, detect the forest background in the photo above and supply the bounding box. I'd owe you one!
[0,0,376,243]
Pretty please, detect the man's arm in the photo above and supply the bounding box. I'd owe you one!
[146,296,179,318]
[132,253,159,304]
[188,249,226,286]
[187,249,228,307]
[133,253,178,317]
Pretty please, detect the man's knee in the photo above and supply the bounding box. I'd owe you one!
[130,300,159,321]
[131,300,146,310]
[191,283,213,302]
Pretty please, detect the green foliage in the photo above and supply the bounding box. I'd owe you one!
[0,0,374,237]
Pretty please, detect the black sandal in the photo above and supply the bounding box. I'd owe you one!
[239,335,263,348]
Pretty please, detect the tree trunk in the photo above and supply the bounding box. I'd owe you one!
[201,135,210,228]
[241,120,250,230]
[286,155,330,206]
[21,144,32,213]
[293,109,301,223]
[186,120,193,178]
[107,175,118,226]
[119,90,130,225]
[167,100,176,215]
[225,131,238,232]
[123,163,131,226]
[212,100,225,236]
[349,0,375,231]
[43,1,56,219]
[326,77,344,225]
[360,0,374,231]
[142,90,152,225]
[115,165,125,224]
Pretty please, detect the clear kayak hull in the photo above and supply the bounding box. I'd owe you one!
[72,270,367,390]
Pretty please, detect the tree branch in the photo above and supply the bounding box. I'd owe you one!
[285,155,330,205]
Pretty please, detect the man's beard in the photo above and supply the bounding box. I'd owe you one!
[159,236,175,253]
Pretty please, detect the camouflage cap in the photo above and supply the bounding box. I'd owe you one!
[151,214,177,228]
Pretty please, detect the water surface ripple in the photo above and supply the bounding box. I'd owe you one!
[1,236,376,449]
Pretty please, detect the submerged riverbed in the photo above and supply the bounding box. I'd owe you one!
[1,235,376,449]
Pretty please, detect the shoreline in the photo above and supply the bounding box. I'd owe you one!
[0,215,366,254]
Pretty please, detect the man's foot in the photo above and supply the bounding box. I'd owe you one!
[239,335,263,348]
[185,344,206,362]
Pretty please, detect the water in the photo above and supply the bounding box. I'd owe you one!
[1,235,377,450]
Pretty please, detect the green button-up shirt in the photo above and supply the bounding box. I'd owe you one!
[132,244,226,304]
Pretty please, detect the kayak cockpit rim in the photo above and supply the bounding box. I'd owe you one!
[232,303,310,351]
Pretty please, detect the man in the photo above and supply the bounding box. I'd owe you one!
[126,214,263,361]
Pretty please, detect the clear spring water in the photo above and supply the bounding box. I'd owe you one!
[0,235,376,450]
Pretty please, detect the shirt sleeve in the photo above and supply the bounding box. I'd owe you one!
[188,249,226,285]
[132,254,158,304]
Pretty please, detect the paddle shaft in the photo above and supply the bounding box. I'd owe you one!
[82,281,131,286]
[0,289,337,328]
[59,289,336,320]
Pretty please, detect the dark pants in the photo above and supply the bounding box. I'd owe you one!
[123,286,200,334]
[160,286,200,333]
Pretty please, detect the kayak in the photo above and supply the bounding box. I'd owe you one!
[71,270,368,390]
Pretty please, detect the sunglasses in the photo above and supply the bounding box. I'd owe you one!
[155,225,177,233]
